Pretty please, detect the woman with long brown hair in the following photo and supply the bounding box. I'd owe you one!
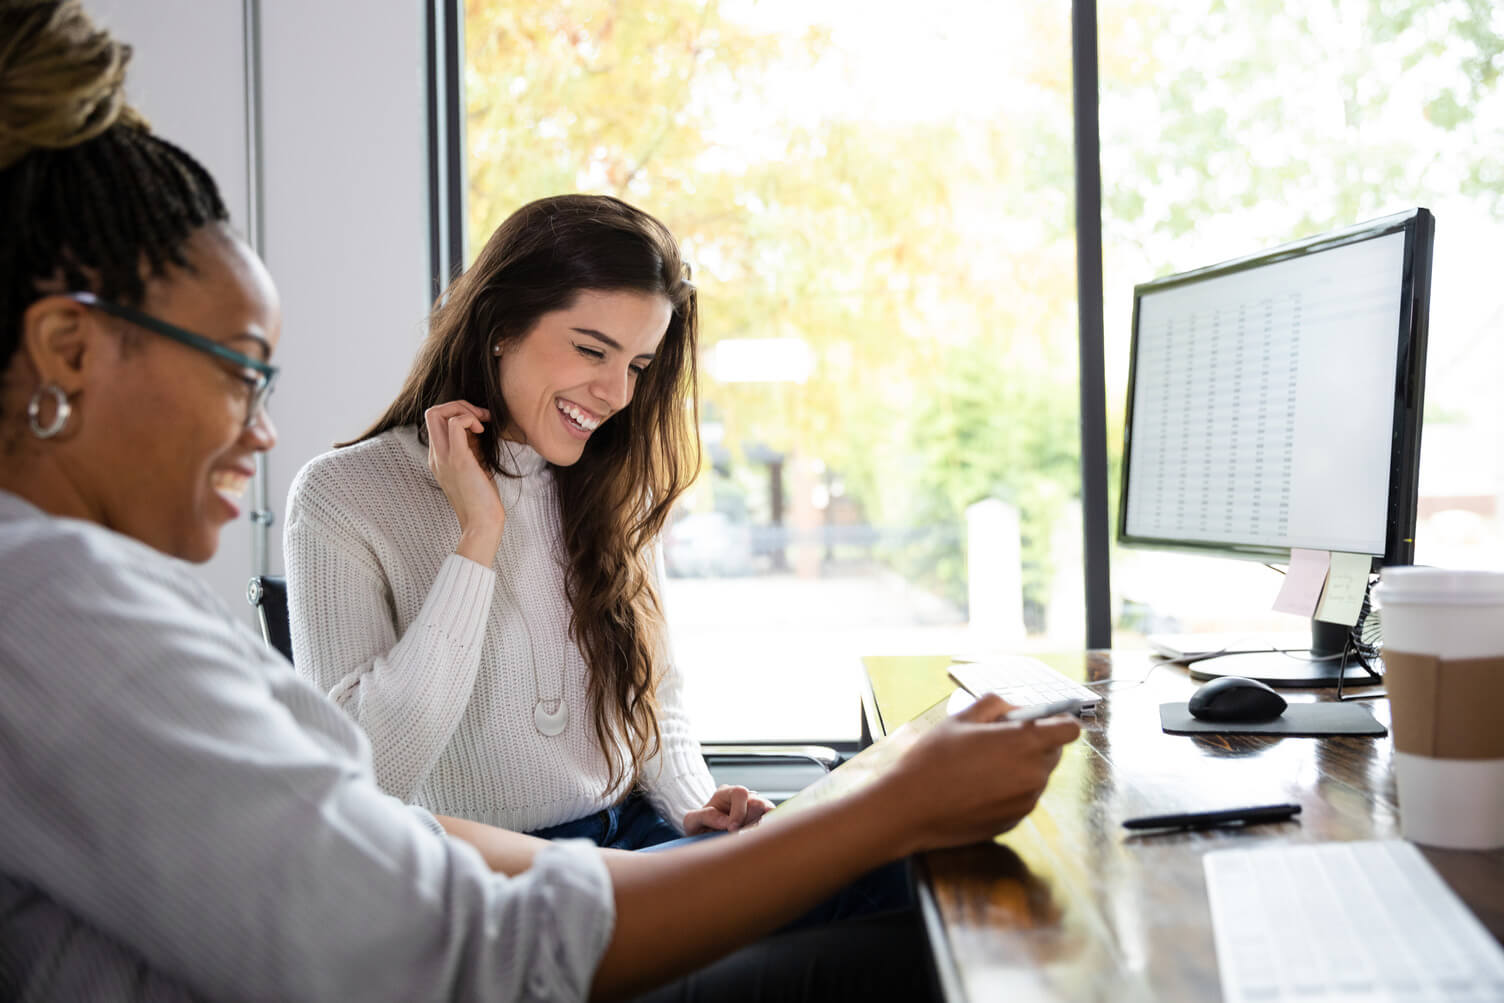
[0,3,1080,998]
[285,195,764,846]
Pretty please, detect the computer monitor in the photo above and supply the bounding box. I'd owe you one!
[1117,209,1434,686]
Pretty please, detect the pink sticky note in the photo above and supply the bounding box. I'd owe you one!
[1273,548,1331,617]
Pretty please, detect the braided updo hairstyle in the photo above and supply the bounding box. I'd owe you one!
[0,0,229,411]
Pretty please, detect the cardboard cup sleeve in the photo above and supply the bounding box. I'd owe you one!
[1384,651,1504,760]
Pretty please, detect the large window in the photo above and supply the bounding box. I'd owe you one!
[464,0,1083,739]
[1099,0,1504,643]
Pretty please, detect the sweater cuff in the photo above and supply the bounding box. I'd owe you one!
[429,553,496,638]
[523,840,616,999]
[407,803,447,838]
[646,749,719,833]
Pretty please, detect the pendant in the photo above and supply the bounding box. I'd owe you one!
[533,698,569,737]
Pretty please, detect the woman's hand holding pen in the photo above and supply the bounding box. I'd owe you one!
[425,400,506,566]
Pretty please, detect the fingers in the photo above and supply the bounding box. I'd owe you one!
[424,401,489,454]
[681,810,710,836]
[446,411,484,457]
[681,787,766,837]
[952,691,1021,723]
[425,401,490,470]
[743,796,774,827]
[703,786,753,830]
[425,400,491,423]
[682,807,734,835]
[949,693,1080,752]
[724,786,749,829]
[1029,714,1083,747]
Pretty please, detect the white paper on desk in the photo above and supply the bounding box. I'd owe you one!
[1314,551,1371,626]
[1272,548,1330,617]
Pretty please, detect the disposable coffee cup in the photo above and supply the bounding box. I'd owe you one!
[1373,568,1504,850]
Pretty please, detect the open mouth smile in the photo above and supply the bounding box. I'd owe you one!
[556,398,602,434]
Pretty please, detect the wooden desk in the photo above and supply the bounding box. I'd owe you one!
[861,651,1504,1002]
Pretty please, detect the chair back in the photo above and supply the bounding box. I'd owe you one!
[246,575,293,662]
[244,573,834,799]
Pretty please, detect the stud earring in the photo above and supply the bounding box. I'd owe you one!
[492,344,502,356]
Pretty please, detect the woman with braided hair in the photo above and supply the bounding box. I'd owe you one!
[0,2,1080,1000]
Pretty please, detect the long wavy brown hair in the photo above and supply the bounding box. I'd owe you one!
[350,194,700,796]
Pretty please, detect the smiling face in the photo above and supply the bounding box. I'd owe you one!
[24,226,283,562]
[498,288,671,466]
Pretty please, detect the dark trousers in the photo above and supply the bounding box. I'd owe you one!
[530,793,933,1001]
[626,909,939,1003]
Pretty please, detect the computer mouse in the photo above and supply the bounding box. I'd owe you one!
[1187,676,1287,723]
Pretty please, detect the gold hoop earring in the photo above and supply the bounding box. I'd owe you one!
[27,383,71,440]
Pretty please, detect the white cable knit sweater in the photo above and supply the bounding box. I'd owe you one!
[283,425,716,834]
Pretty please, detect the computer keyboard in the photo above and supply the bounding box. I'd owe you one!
[1204,840,1504,1002]
[946,656,1099,714]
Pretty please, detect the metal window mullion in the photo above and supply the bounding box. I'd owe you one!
[427,0,466,299]
[1072,0,1112,649]
[243,0,274,577]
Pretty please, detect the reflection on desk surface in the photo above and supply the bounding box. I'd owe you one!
[860,651,1504,1003]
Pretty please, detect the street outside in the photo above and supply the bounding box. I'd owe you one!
[664,570,975,742]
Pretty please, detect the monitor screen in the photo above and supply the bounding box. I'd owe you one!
[1118,209,1434,569]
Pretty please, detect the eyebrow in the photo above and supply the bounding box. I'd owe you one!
[227,332,273,362]
[572,327,655,362]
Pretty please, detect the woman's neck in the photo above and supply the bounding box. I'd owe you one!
[0,436,101,527]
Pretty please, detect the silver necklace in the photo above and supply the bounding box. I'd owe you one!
[493,447,568,737]
[497,576,567,737]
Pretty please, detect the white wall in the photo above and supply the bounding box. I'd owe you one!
[93,1,432,620]
[258,2,432,578]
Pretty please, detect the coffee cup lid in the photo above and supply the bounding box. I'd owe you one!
[1374,567,1504,606]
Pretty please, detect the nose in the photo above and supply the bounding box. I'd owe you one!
[242,405,278,450]
[593,362,634,413]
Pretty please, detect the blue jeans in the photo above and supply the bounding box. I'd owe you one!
[524,790,695,850]
[526,791,913,927]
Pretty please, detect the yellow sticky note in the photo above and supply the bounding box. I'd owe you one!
[1314,552,1372,626]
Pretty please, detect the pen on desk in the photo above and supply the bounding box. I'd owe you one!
[1004,698,1084,722]
[1121,803,1302,831]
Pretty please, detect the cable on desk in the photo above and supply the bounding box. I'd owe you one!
[1082,658,1178,691]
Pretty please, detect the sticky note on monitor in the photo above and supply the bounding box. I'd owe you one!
[1315,552,1373,626]
[1273,548,1331,617]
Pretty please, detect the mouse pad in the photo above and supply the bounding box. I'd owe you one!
[1159,701,1387,737]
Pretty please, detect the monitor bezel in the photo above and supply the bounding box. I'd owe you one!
[1116,208,1434,571]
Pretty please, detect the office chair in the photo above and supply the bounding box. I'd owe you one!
[247,575,836,801]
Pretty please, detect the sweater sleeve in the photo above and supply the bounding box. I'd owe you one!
[638,549,718,831]
[0,530,615,1003]
[284,468,495,802]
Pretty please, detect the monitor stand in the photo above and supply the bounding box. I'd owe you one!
[1185,620,1378,688]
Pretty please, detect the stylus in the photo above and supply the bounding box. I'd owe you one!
[1004,698,1084,722]
[1122,803,1302,831]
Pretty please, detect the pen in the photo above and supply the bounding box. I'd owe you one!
[1122,803,1302,831]
[1004,698,1084,722]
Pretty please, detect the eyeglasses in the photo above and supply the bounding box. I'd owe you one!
[65,291,279,428]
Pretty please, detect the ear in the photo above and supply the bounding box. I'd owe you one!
[20,296,93,394]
